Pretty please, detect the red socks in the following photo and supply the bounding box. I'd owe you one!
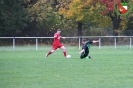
[47,51,52,56]
[63,51,67,57]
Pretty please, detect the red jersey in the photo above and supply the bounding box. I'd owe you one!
[53,33,61,45]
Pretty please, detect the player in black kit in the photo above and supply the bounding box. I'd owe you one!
[79,39,99,59]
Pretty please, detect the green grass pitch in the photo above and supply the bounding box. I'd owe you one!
[0,47,133,88]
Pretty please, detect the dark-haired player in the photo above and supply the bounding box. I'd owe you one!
[45,29,67,58]
[79,39,99,59]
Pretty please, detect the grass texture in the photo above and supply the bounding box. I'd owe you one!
[0,47,133,88]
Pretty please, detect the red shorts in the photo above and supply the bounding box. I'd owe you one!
[52,43,63,50]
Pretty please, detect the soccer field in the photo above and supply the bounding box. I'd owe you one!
[0,47,133,88]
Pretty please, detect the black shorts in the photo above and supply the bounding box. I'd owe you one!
[80,51,89,59]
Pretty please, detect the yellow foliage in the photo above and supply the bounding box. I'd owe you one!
[77,4,84,9]
[58,8,66,14]
[90,6,94,10]
[92,15,112,27]
[58,0,93,22]
[65,10,74,18]
[76,14,84,21]
[84,0,92,6]
[73,0,81,3]
[119,18,128,30]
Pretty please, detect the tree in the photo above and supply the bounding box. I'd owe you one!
[0,0,29,36]
[126,12,133,30]
[58,0,114,36]
[100,0,121,36]
[26,0,66,36]
[59,0,99,36]
[100,0,133,36]
[126,0,133,31]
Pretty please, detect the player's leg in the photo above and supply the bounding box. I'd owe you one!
[45,45,57,58]
[88,56,92,59]
[80,52,87,59]
[87,51,92,59]
[60,46,67,57]
[80,52,88,59]
[45,49,55,58]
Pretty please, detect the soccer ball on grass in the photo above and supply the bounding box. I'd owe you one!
[66,55,71,58]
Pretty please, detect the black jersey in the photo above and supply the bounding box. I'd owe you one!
[82,41,93,53]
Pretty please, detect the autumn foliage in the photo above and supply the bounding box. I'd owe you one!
[59,0,93,22]
[100,0,121,15]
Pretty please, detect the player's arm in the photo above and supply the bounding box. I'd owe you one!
[60,36,66,39]
[54,34,57,38]
[54,34,62,38]
[92,40,99,43]
[79,49,85,54]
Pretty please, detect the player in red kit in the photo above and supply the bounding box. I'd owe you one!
[45,29,67,58]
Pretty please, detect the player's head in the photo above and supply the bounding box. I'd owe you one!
[57,29,61,34]
[82,39,86,44]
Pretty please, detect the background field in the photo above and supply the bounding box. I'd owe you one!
[0,46,133,88]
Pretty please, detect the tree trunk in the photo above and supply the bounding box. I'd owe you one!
[111,12,121,36]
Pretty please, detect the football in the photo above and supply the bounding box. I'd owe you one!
[66,55,71,58]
